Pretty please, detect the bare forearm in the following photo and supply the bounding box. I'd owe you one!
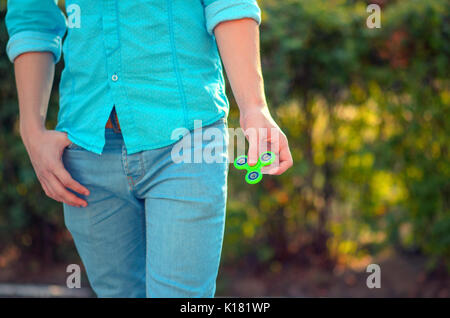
[214,18,267,112]
[214,19,293,173]
[14,52,54,140]
[12,52,89,206]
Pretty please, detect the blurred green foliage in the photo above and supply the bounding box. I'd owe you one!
[225,0,449,271]
[0,0,449,274]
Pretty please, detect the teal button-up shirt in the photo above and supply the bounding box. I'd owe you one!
[5,0,261,154]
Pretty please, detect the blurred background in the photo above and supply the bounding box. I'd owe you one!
[0,0,449,297]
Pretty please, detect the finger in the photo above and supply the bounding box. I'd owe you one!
[245,128,259,166]
[60,132,71,146]
[41,176,63,202]
[247,141,259,166]
[63,137,72,148]
[40,178,54,199]
[268,140,293,175]
[53,163,90,196]
[261,165,277,174]
[46,173,88,207]
[272,147,293,175]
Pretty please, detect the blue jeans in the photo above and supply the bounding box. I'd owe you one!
[62,115,229,297]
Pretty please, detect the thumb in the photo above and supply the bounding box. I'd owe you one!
[247,138,259,166]
[59,132,72,146]
[244,127,259,166]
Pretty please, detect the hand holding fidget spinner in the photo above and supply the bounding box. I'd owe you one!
[234,151,276,184]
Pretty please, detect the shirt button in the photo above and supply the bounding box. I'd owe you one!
[111,74,118,82]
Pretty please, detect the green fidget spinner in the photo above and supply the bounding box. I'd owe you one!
[234,151,276,184]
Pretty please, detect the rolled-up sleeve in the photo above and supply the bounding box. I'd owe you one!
[5,0,67,63]
[203,0,262,36]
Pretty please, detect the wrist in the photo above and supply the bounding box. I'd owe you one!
[19,120,46,144]
[237,98,267,110]
[239,104,270,118]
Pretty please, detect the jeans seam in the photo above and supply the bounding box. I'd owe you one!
[121,144,134,191]
[134,153,146,184]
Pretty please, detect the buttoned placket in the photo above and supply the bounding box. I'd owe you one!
[101,0,134,149]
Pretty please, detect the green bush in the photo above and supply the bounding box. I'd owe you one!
[225,0,449,270]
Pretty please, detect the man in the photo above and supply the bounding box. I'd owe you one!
[5,0,293,297]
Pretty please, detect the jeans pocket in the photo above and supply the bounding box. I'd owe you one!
[67,141,84,150]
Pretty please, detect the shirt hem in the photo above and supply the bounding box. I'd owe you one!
[60,112,227,156]
[125,112,227,155]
